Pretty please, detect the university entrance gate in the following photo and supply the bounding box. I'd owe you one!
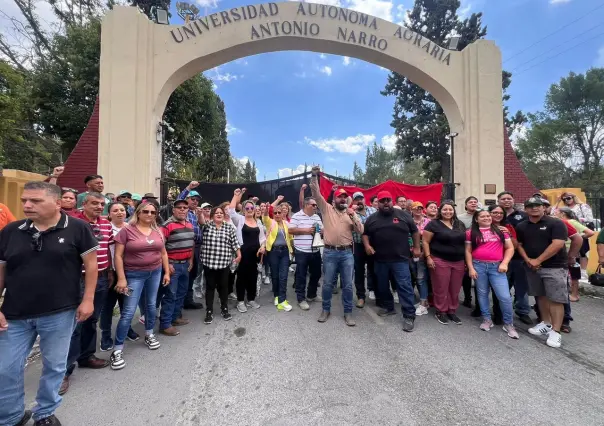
[99,3,504,205]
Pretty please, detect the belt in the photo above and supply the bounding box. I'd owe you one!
[324,245,352,251]
[271,245,288,250]
[169,259,189,264]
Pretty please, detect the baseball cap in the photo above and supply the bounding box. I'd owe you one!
[352,191,364,200]
[131,193,142,201]
[118,190,132,197]
[411,201,424,209]
[187,190,201,198]
[541,198,551,206]
[335,188,348,197]
[143,192,158,199]
[173,199,188,207]
[200,202,212,209]
[377,190,393,201]
[524,197,544,207]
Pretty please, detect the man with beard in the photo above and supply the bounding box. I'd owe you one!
[310,167,363,326]
[351,192,376,308]
[362,191,420,332]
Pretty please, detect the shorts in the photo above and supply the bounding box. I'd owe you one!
[524,266,568,304]
[569,264,581,280]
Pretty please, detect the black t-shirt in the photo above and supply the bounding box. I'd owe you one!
[0,212,99,320]
[363,209,418,262]
[506,210,528,228]
[516,215,568,268]
[424,219,467,262]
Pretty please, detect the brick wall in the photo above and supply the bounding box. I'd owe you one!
[57,99,99,192]
[503,130,537,202]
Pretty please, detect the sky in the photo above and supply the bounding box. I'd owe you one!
[2,0,602,181]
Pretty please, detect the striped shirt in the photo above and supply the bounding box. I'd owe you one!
[73,211,113,271]
[289,210,323,253]
[161,217,195,261]
[353,206,376,243]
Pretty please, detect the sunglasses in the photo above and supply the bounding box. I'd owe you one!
[61,187,78,194]
[309,203,317,207]
[563,197,573,201]
[31,233,43,252]
[140,209,157,215]
[174,206,188,210]
[274,211,283,215]
[244,206,255,211]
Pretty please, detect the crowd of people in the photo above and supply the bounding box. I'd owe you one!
[0,164,599,426]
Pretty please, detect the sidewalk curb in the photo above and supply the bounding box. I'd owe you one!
[579,279,604,298]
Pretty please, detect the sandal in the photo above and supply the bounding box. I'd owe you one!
[560,324,572,333]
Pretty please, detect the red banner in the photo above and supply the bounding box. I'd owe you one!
[319,174,443,206]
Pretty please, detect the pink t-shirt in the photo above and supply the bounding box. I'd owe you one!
[114,225,164,271]
[465,228,509,262]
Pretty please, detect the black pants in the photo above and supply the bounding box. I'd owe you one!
[228,270,236,294]
[353,243,374,300]
[294,250,322,302]
[236,247,259,302]
[185,245,201,305]
[66,274,108,375]
[462,272,472,303]
[204,266,229,311]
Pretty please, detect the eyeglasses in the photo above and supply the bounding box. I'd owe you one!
[141,210,157,215]
[31,233,43,252]
[309,203,317,207]
[244,207,255,211]
[174,206,188,210]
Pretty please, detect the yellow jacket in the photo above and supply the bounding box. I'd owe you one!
[262,216,293,253]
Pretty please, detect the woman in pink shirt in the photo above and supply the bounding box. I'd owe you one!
[465,210,518,339]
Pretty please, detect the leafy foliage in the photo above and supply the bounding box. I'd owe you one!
[353,143,428,185]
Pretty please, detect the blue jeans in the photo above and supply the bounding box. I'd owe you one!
[0,309,77,424]
[508,258,530,315]
[410,259,429,300]
[294,250,322,302]
[473,261,513,325]
[160,262,189,329]
[374,260,416,317]
[115,268,162,346]
[322,248,354,313]
[269,246,290,303]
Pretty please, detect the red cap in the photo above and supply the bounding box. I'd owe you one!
[377,190,393,201]
[335,188,348,197]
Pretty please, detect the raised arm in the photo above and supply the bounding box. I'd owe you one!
[310,166,328,212]
[48,166,64,185]
[178,180,200,200]
[230,188,244,210]
[299,184,307,211]
[271,195,284,208]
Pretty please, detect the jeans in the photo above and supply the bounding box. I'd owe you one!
[115,268,162,347]
[353,242,374,300]
[0,309,77,424]
[430,257,465,314]
[269,246,290,303]
[66,275,108,375]
[410,259,428,300]
[374,260,416,317]
[160,262,189,329]
[508,258,530,315]
[185,245,201,305]
[473,261,514,325]
[294,250,322,302]
[100,273,134,342]
[321,248,354,314]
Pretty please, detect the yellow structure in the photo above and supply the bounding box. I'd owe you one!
[99,4,505,207]
[0,170,47,220]
[540,188,587,209]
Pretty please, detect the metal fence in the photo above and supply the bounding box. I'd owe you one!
[586,193,604,231]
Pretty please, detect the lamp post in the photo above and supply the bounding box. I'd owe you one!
[447,132,459,201]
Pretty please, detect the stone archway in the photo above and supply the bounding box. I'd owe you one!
[99,3,504,205]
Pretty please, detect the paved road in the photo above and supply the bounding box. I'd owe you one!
[24,278,604,426]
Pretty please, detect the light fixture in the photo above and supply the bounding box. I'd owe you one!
[448,36,461,51]
[151,6,170,25]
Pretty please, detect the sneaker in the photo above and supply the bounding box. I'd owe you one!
[15,410,32,426]
[274,297,278,306]
[138,315,145,325]
[204,311,213,324]
[470,309,481,318]
[289,266,295,273]
[221,308,232,321]
[356,299,365,308]
[278,300,293,312]
[237,302,247,313]
[377,308,396,317]
[480,319,493,331]
[306,295,323,302]
[100,336,114,352]
[126,329,140,341]
[435,312,449,325]
[516,313,533,325]
[415,305,429,316]
[228,293,237,301]
[110,350,126,370]
[402,317,415,332]
[528,321,552,336]
[264,276,271,285]
[298,300,310,310]
[34,414,61,426]
[546,330,562,348]
[447,313,462,325]
[503,324,519,339]
[393,292,399,304]
[368,291,376,300]
[246,300,261,309]
[144,334,160,350]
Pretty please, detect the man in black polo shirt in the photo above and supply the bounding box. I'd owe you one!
[516,197,568,349]
[0,182,99,426]
[363,190,420,332]
[496,191,531,324]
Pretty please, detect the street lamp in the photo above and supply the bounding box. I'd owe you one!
[448,132,459,201]
[150,6,170,25]
[448,36,461,50]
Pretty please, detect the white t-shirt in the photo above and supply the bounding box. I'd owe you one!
[289,210,323,253]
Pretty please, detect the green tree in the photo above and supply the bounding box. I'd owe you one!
[352,160,365,182]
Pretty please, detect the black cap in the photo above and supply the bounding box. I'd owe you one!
[524,197,544,207]
[173,199,188,207]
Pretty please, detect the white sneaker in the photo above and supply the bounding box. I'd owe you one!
[546,330,562,348]
[528,321,552,336]
[237,302,247,313]
[289,266,295,273]
[298,300,310,310]
[307,295,323,302]
[274,297,278,306]
[246,300,261,309]
[415,305,429,316]
[110,350,126,370]
[368,291,376,301]
[393,292,399,304]
[264,276,271,285]
[228,293,237,301]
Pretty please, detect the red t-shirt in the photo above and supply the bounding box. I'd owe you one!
[466,228,510,262]
[114,225,164,271]
[73,211,113,271]
[562,220,578,237]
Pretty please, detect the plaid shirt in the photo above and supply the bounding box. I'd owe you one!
[353,206,376,243]
[201,221,240,269]
[177,189,202,245]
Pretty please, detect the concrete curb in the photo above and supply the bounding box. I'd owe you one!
[579,279,604,298]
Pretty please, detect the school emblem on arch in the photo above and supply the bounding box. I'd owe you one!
[176,2,200,24]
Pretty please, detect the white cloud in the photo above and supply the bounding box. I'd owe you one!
[549,0,571,4]
[278,165,308,178]
[458,1,472,19]
[319,53,327,59]
[319,66,332,76]
[347,0,393,22]
[510,124,528,145]
[381,134,397,152]
[226,122,241,134]
[306,134,375,154]
[206,66,241,84]
[294,71,308,78]
[195,0,220,9]
[343,56,351,66]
